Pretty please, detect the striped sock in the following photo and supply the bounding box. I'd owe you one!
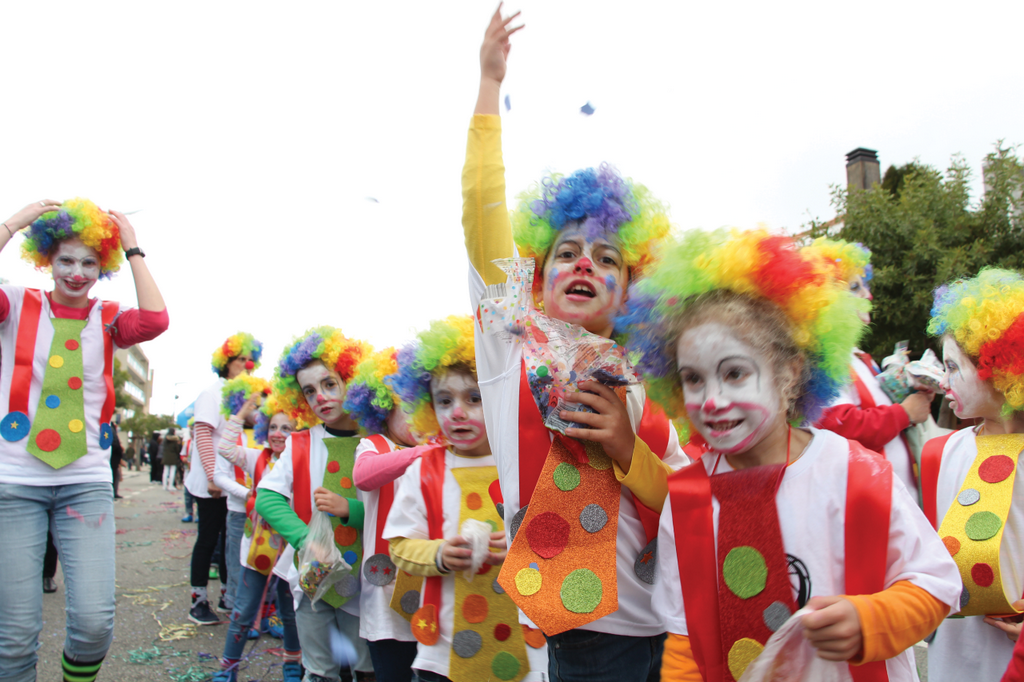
[62,652,104,682]
[283,650,302,663]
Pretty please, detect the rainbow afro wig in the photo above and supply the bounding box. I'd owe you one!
[511,164,671,284]
[620,228,864,425]
[220,374,272,420]
[802,237,872,284]
[273,326,372,428]
[212,333,264,376]
[928,268,1024,414]
[252,390,291,444]
[21,198,123,278]
[343,348,407,436]
[387,315,476,439]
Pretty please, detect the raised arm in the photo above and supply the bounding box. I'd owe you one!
[108,210,165,313]
[218,415,263,474]
[0,201,62,255]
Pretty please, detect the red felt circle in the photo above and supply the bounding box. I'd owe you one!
[64,339,79,351]
[334,524,357,547]
[494,623,512,642]
[525,511,571,559]
[466,492,482,510]
[68,377,83,390]
[489,478,503,505]
[942,536,961,557]
[256,535,265,545]
[254,554,272,571]
[327,461,341,474]
[972,563,995,588]
[979,455,1015,484]
[477,563,492,576]
[462,594,489,623]
[35,429,61,452]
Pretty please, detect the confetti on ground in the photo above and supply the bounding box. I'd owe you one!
[116,526,153,534]
[124,645,189,665]
[117,540,155,548]
[580,101,595,115]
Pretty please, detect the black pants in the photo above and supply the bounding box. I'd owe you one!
[190,496,228,587]
[43,530,59,579]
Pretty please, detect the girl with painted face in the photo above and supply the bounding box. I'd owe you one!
[623,229,961,682]
[917,269,1024,682]
[0,198,167,682]
[382,315,546,682]
[209,383,302,682]
[255,327,376,682]
[186,332,264,626]
[462,9,688,681]
[810,239,935,494]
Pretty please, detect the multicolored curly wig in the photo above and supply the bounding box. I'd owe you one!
[342,348,405,436]
[620,228,864,426]
[252,390,291,444]
[928,268,1024,414]
[220,374,272,420]
[212,333,264,376]
[21,198,123,278]
[273,326,372,428]
[802,237,873,284]
[511,164,672,286]
[386,315,476,439]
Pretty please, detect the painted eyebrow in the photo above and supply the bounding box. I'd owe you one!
[553,237,584,252]
[716,355,759,373]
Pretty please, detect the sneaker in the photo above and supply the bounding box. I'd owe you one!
[248,628,260,640]
[43,577,58,594]
[194,516,200,523]
[188,601,223,626]
[282,661,302,682]
[181,514,193,523]
[211,669,237,682]
[218,597,231,612]
[266,613,284,639]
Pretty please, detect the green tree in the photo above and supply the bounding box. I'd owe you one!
[121,412,176,440]
[810,143,1024,362]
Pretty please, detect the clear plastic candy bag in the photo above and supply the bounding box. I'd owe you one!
[738,608,853,682]
[876,342,943,403]
[296,509,352,607]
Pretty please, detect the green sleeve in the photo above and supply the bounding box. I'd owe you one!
[342,499,364,530]
[256,490,309,550]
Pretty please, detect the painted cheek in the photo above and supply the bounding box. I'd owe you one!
[547,269,562,291]
[604,275,617,294]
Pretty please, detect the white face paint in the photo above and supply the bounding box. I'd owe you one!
[849,275,872,324]
[386,405,415,447]
[51,239,100,301]
[676,322,785,455]
[296,361,347,425]
[432,369,489,457]
[940,337,1003,420]
[267,412,294,454]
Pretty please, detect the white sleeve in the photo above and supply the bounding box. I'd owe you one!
[259,438,294,501]
[470,255,522,386]
[194,384,222,428]
[653,492,688,635]
[213,454,250,502]
[382,460,428,542]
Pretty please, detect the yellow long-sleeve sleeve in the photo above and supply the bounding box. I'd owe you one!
[613,436,674,513]
[661,633,703,681]
[462,113,514,287]
[389,537,446,578]
[846,580,950,665]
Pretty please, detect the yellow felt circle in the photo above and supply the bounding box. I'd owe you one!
[49,355,64,369]
[728,637,764,680]
[515,567,542,596]
[68,420,84,433]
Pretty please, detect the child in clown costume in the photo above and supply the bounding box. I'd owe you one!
[621,228,961,681]
[345,348,421,682]
[256,327,375,682]
[463,10,687,681]
[0,199,168,682]
[810,239,934,494]
[186,332,263,625]
[383,315,547,682]
[210,382,303,682]
[920,269,1024,682]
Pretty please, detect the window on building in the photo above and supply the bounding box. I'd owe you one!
[126,353,147,378]
[124,381,145,403]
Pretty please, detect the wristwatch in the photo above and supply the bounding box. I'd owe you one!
[124,247,145,259]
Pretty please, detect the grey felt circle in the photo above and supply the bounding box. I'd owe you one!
[400,590,420,614]
[762,601,792,632]
[958,488,981,506]
[579,504,608,534]
[509,504,529,543]
[496,502,505,520]
[269,533,285,550]
[492,578,506,595]
[335,573,361,598]
[362,553,397,587]
[633,538,657,585]
[453,629,483,658]
[960,586,971,610]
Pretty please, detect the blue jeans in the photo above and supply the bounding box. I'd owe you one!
[367,639,417,682]
[183,488,195,516]
[0,482,116,682]
[224,511,246,609]
[222,571,299,662]
[547,630,665,682]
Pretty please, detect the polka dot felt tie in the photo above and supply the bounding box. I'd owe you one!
[938,432,1024,617]
[319,436,363,608]
[26,318,89,469]
[710,463,796,682]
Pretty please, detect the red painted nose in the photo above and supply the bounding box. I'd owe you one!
[245,360,255,370]
[575,257,593,273]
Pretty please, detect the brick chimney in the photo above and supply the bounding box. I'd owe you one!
[846,148,880,190]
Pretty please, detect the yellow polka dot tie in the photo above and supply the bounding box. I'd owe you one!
[26,319,89,469]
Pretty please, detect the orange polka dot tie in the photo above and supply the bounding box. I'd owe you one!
[26,318,88,469]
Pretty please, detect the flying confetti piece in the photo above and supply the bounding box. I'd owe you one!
[580,101,595,115]
[504,94,511,111]
[366,197,379,203]
[122,209,143,215]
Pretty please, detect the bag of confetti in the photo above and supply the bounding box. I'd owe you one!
[738,608,853,682]
[297,509,351,607]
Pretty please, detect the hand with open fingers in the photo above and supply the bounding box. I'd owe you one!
[441,535,474,572]
[107,210,139,251]
[480,3,524,85]
[485,530,508,565]
[984,600,1024,641]
[237,395,261,422]
[313,487,350,518]
[561,380,636,466]
[4,200,62,233]
[801,595,864,661]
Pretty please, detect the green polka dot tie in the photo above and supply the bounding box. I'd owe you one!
[27,318,89,469]
[318,436,363,608]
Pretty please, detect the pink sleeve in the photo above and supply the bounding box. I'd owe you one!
[195,422,217,481]
[0,289,9,323]
[112,308,169,346]
[354,443,428,491]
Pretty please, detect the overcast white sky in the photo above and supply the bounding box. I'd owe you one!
[2,1,1021,418]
